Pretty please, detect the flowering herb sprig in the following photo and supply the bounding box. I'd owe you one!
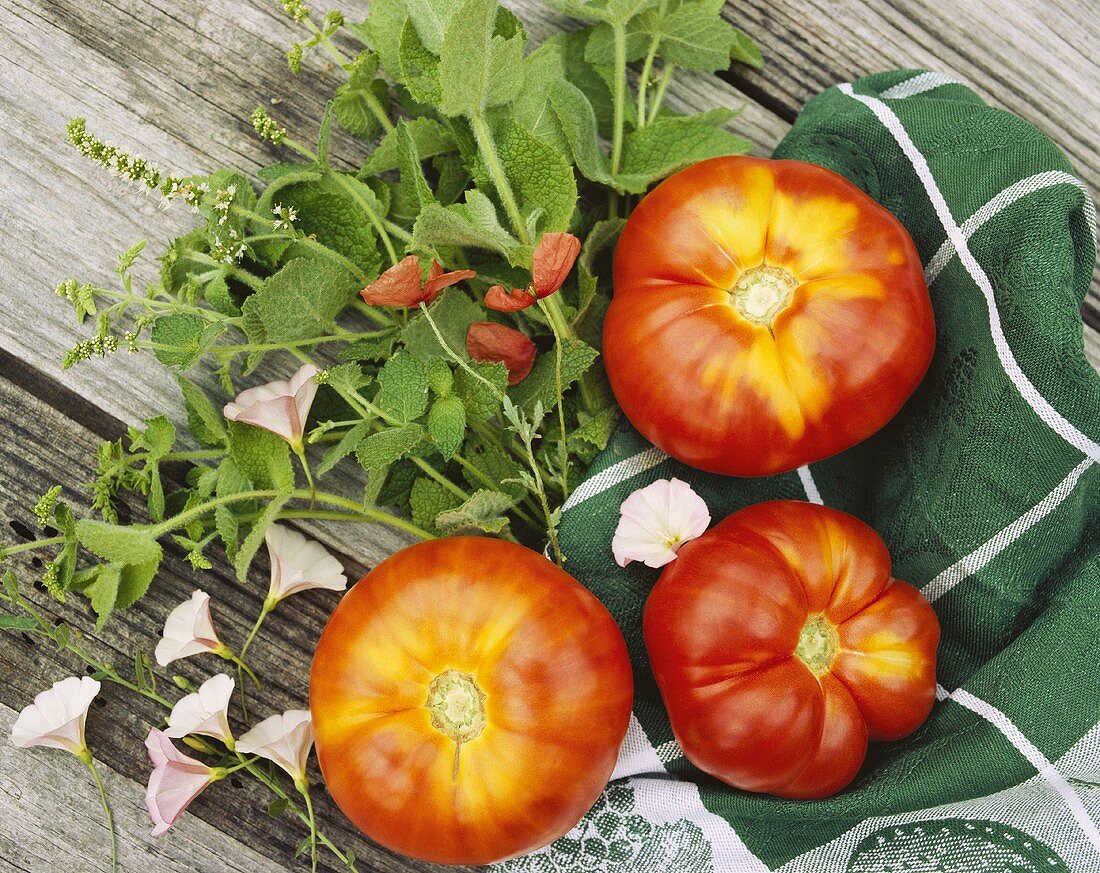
[3,0,760,867]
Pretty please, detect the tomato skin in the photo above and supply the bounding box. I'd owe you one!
[605,156,935,476]
[310,537,633,865]
[643,501,939,800]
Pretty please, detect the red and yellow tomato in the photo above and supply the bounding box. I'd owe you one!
[643,500,940,799]
[310,537,633,865]
[605,156,935,476]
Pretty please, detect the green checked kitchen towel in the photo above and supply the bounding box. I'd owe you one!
[497,70,1100,872]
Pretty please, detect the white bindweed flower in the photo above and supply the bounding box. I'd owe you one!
[223,363,320,448]
[264,524,348,607]
[155,590,225,667]
[237,710,314,786]
[611,478,711,569]
[164,673,235,748]
[145,728,225,836]
[10,676,101,758]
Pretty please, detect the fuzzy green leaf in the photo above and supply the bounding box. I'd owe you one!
[150,314,225,370]
[428,395,466,459]
[729,28,763,68]
[496,118,577,234]
[176,375,227,447]
[84,564,121,631]
[235,494,290,583]
[334,52,391,141]
[399,19,443,104]
[74,520,163,613]
[364,118,455,174]
[340,332,397,362]
[405,0,464,52]
[401,292,483,360]
[547,79,617,188]
[131,416,175,460]
[461,434,526,498]
[242,259,351,344]
[0,614,38,631]
[510,43,571,155]
[410,478,462,532]
[356,424,424,470]
[618,110,750,188]
[394,119,436,212]
[454,361,508,421]
[227,422,295,491]
[318,421,371,476]
[509,338,599,413]
[638,0,753,73]
[413,191,522,261]
[438,0,526,117]
[435,489,514,534]
[360,0,407,77]
[541,0,657,25]
[376,352,430,422]
[215,505,239,562]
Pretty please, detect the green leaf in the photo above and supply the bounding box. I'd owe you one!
[150,314,226,370]
[574,405,620,451]
[340,332,397,362]
[132,415,175,459]
[496,118,577,234]
[638,0,752,73]
[435,489,514,534]
[510,43,571,155]
[460,434,526,499]
[438,0,526,117]
[227,422,295,491]
[364,117,455,174]
[215,505,239,562]
[584,20,648,64]
[394,119,436,212]
[84,564,121,631]
[405,0,464,52]
[547,79,617,188]
[74,520,163,613]
[729,28,763,68]
[257,174,383,282]
[235,494,290,582]
[334,52,391,141]
[315,101,335,168]
[618,110,750,189]
[241,259,351,344]
[356,424,424,470]
[454,361,508,421]
[267,798,290,818]
[323,362,370,395]
[176,375,228,447]
[401,292,483,360]
[360,0,408,77]
[0,614,38,631]
[399,19,442,105]
[541,0,657,25]
[51,504,78,592]
[510,338,599,413]
[409,478,461,532]
[413,191,522,262]
[317,421,371,476]
[426,359,453,396]
[427,395,465,459]
[376,352,430,422]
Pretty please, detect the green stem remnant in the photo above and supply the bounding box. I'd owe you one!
[81,752,118,873]
[470,115,530,246]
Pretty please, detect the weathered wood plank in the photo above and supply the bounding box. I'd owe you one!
[0,374,464,872]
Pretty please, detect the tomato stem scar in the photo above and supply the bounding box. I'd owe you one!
[426,669,488,780]
[729,266,797,327]
[794,613,838,674]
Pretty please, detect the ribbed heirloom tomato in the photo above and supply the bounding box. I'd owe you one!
[605,156,935,476]
[644,501,940,799]
[310,537,633,865]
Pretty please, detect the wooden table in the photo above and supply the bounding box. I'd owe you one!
[1,0,1097,870]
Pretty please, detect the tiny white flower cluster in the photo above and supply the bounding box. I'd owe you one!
[209,227,247,265]
[211,185,237,225]
[272,203,298,231]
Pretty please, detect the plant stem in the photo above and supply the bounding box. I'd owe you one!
[1,535,65,558]
[538,300,570,503]
[239,600,274,661]
[647,64,675,124]
[305,17,351,67]
[298,778,319,873]
[83,755,117,873]
[610,24,628,176]
[469,115,530,246]
[330,172,399,264]
[636,0,668,127]
[217,644,261,688]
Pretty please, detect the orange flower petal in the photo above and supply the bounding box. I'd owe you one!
[423,261,477,302]
[360,256,426,307]
[532,232,581,298]
[484,285,535,312]
[466,322,537,385]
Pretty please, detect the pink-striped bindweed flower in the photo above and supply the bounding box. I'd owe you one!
[145,727,226,836]
[264,524,348,608]
[223,363,319,449]
[10,676,101,759]
[611,478,711,569]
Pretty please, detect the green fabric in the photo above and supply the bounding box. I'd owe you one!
[498,70,1100,872]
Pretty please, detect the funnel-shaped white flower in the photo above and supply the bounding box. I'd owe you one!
[164,673,235,747]
[264,524,348,606]
[237,710,314,785]
[10,676,101,757]
[155,590,223,667]
[612,478,711,568]
[223,363,319,447]
[145,728,222,836]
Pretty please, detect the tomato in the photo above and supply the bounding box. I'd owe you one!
[605,156,935,477]
[310,537,633,865]
[643,501,940,799]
